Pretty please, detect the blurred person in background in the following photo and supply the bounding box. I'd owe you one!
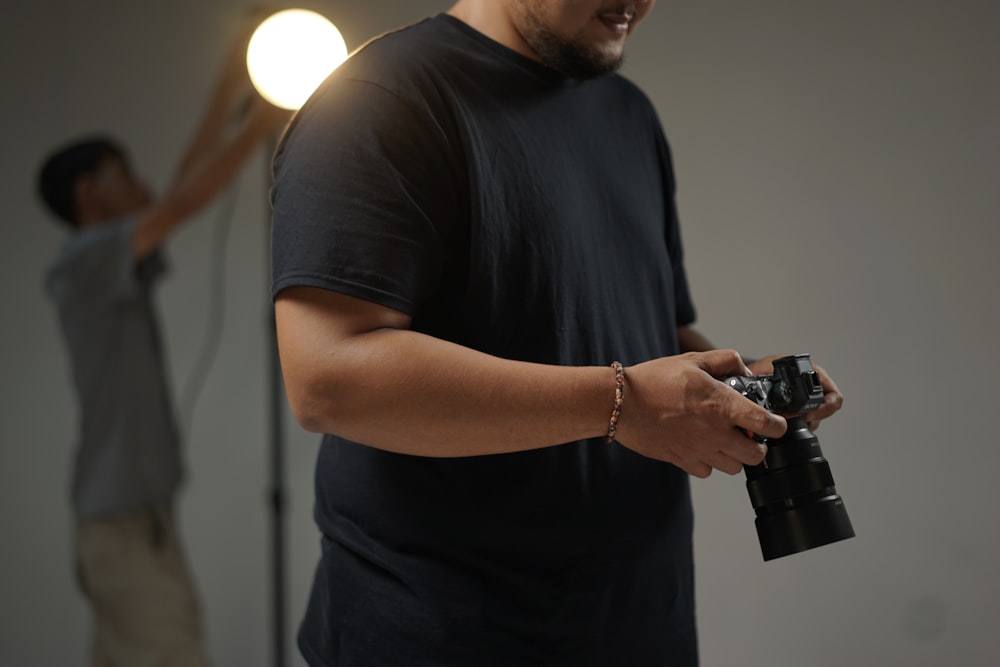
[37,24,287,667]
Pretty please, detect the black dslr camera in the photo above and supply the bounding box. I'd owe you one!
[726,354,854,561]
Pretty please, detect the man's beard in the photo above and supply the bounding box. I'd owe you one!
[518,13,625,79]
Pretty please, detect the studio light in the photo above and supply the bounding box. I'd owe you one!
[247,9,348,110]
[247,10,348,666]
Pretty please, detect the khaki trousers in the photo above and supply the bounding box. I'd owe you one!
[75,504,210,667]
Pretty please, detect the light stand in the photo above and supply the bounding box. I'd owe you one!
[247,10,348,667]
[266,162,287,666]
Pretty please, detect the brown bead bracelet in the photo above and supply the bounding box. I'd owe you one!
[606,361,624,443]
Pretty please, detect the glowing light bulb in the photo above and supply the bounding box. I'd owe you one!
[246,9,348,110]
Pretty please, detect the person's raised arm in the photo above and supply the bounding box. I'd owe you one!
[172,19,262,183]
[132,99,286,259]
[132,23,290,259]
[274,286,786,476]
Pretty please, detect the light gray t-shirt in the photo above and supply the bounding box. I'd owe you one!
[47,218,181,518]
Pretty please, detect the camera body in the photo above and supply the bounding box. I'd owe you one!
[725,353,824,419]
[726,354,854,561]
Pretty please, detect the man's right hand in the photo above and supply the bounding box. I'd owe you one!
[613,350,787,478]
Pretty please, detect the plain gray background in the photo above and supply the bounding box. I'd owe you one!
[2,0,998,665]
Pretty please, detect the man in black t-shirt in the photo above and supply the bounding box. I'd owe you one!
[271,2,843,666]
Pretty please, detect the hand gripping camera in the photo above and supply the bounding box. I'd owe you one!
[726,354,855,561]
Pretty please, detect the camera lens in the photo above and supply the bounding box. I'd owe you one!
[745,416,855,561]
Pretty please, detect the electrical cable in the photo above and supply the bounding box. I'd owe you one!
[178,175,242,439]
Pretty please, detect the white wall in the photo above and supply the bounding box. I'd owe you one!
[1,1,997,665]
[630,2,1000,665]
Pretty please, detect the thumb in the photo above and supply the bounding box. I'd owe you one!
[732,398,788,441]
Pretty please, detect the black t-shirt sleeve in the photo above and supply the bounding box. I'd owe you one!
[270,77,460,315]
[655,126,696,328]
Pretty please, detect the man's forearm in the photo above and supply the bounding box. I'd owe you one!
[133,104,284,258]
[166,104,278,216]
[275,289,788,470]
[677,325,715,353]
[173,27,257,182]
[278,315,613,457]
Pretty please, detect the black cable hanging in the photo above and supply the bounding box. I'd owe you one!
[178,176,241,438]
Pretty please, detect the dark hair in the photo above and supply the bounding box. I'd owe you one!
[37,135,126,228]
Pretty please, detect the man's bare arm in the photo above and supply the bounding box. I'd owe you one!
[275,287,785,476]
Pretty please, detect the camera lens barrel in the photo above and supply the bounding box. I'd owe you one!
[745,416,855,561]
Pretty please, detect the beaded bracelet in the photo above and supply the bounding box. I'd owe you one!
[606,361,625,443]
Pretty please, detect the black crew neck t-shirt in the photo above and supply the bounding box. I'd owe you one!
[272,14,698,667]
